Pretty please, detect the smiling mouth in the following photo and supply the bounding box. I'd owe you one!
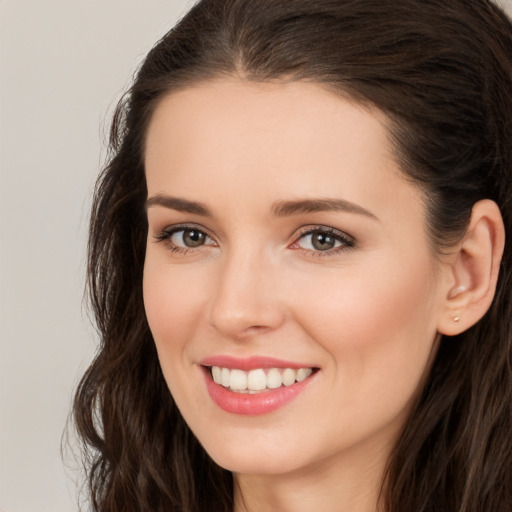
[207,366,316,393]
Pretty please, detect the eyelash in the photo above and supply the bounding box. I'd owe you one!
[153,224,216,254]
[291,226,355,256]
[153,224,355,257]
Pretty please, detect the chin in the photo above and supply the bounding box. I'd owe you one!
[208,447,303,476]
[188,425,296,475]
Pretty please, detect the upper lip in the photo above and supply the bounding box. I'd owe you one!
[199,355,316,371]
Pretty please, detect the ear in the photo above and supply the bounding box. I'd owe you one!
[437,199,505,336]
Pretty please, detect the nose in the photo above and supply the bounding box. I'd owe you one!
[207,246,285,340]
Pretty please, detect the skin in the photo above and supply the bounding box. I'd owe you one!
[142,79,458,512]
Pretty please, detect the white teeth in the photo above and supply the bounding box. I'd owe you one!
[296,368,313,382]
[221,367,230,387]
[282,368,296,387]
[229,369,247,390]
[266,368,282,389]
[210,366,314,392]
[212,366,222,383]
[247,369,266,391]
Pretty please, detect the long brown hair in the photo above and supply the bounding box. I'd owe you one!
[73,1,512,510]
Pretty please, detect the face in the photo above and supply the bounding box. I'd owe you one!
[143,79,447,478]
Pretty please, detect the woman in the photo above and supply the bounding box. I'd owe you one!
[73,0,512,511]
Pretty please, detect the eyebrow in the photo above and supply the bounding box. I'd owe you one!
[145,194,212,216]
[145,194,378,221]
[271,198,378,220]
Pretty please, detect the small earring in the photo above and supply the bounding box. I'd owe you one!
[453,316,460,322]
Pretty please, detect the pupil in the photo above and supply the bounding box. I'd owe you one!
[312,232,335,251]
[184,230,204,247]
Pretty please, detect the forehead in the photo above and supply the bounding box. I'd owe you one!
[146,80,394,177]
[144,79,422,223]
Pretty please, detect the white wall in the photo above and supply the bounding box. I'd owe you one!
[1,1,511,511]
[0,1,191,511]
[501,0,512,17]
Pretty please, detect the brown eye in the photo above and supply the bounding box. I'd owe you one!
[154,225,216,253]
[310,231,337,251]
[297,230,341,252]
[171,228,207,248]
[293,227,354,254]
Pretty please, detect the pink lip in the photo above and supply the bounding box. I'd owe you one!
[199,355,313,371]
[199,356,318,415]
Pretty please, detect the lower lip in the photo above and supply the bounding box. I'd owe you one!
[203,368,316,415]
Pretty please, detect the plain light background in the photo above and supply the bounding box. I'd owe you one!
[0,1,191,511]
[1,1,511,511]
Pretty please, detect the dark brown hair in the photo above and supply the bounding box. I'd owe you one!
[73,1,512,510]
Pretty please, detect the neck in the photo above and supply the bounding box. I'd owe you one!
[233,439,390,512]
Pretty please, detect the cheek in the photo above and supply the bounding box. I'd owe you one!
[143,258,205,361]
[290,255,440,395]
[296,256,436,330]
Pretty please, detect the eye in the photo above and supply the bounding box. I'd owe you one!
[171,228,208,248]
[291,227,354,254]
[154,225,216,252]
